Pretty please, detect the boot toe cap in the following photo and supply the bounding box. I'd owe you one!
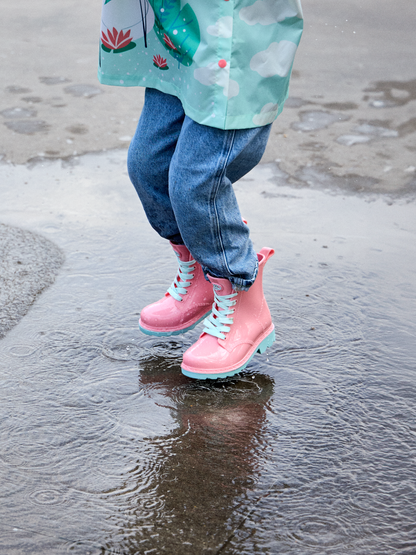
[182,336,252,374]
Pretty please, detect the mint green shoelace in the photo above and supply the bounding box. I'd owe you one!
[203,291,237,340]
[167,256,196,302]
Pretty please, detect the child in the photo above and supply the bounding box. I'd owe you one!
[98,0,303,379]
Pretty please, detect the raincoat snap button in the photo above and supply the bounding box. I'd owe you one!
[218,59,227,68]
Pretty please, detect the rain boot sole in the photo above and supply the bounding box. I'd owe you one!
[181,327,275,380]
[139,310,211,337]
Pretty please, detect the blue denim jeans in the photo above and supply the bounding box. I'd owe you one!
[127,88,271,290]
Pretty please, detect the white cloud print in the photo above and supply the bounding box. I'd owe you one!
[239,0,302,26]
[207,16,233,38]
[252,103,279,126]
[194,63,240,99]
[250,41,298,78]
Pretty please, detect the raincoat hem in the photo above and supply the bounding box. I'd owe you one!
[98,70,284,130]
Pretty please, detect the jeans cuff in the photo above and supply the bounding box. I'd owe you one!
[202,259,259,292]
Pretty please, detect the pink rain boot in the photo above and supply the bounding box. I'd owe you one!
[181,247,275,379]
[139,243,214,336]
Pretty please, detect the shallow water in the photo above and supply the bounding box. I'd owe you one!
[0,152,415,554]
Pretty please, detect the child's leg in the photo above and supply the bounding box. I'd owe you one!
[130,90,216,337]
[170,121,276,380]
[127,88,185,245]
[168,117,271,290]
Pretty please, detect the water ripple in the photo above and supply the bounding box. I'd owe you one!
[28,488,68,506]
[0,161,415,553]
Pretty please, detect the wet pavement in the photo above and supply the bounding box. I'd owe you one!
[1,152,416,553]
[1,0,416,194]
[1,0,416,553]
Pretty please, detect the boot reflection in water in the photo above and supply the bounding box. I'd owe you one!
[126,353,275,551]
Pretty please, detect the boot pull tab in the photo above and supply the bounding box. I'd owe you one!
[259,247,275,262]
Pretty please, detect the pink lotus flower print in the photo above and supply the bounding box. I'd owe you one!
[163,33,177,51]
[153,54,169,70]
[101,28,135,52]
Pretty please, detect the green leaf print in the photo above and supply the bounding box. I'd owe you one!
[149,0,200,67]
[115,42,137,53]
[101,42,136,54]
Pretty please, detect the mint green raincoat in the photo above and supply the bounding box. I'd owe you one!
[98,0,303,130]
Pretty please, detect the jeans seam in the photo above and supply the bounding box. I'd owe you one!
[211,129,237,279]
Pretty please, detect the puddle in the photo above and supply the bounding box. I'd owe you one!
[63,84,103,98]
[299,141,327,151]
[66,124,89,135]
[364,79,416,107]
[21,96,43,104]
[295,164,379,194]
[1,107,37,119]
[337,121,399,146]
[0,151,415,554]
[284,96,310,108]
[291,110,350,132]
[3,120,50,134]
[397,117,416,137]
[353,123,398,138]
[5,85,32,94]
[336,134,371,146]
[322,102,359,111]
[39,76,71,86]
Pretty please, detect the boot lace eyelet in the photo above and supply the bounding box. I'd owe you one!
[203,291,238,340]
[167,257,196,302]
